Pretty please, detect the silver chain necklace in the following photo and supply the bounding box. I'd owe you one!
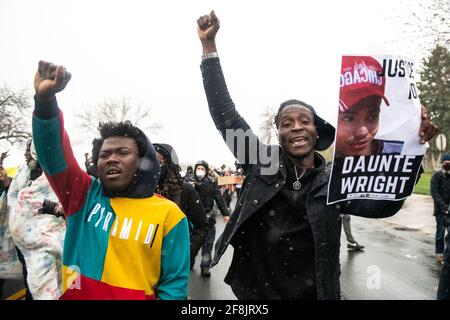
[293,166,306,191]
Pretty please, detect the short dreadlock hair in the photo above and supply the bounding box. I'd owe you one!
[91,121,147,166]
[273,99,316,129]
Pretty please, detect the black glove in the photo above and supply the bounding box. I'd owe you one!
[38,199,64,218]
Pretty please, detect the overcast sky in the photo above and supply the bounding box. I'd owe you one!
[0,0,425,170]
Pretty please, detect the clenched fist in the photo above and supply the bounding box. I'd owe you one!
[197,10,220,55]
[34,60,72,102]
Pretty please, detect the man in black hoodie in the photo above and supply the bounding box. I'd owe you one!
[193,160,230,277]
[153,143,209,270]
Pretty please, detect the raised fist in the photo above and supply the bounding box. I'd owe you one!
[197,10,220,43]
[34,60,72,101]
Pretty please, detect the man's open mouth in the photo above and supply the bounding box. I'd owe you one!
[105,167,122,178]
[290,136,307,147]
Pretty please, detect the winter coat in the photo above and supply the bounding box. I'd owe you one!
[153,143,209,267]
[201,57,405,299]
[33,98,190,300]
[430,170,450,216]
[193,161,229,218]
[7,163,66,299]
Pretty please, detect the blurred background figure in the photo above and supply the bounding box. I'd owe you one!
[431,153,450,264]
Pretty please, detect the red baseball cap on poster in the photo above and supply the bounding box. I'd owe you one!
[339,56,390,112]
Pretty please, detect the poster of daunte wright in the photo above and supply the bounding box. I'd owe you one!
[327,55,426,204]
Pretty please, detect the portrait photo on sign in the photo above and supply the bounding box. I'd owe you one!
[328,55,426,204]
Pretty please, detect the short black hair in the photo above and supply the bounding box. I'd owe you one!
[91,121,147,166]
[273,99,315,128]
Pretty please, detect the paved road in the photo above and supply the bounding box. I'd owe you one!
[188,194,442,300]
[188,214,236,300]
[2,194,442,300]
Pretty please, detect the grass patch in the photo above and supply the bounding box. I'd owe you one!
[413,171,432,195]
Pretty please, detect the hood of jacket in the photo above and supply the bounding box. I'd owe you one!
[153,143,179,167]
[153,143,183,186]
[194,160,209,181]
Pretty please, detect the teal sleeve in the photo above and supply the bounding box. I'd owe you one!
[158,217,190,300]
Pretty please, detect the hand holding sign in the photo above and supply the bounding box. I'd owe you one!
[419,105,439,144]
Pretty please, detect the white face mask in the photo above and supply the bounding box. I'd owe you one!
[196,169,205,179]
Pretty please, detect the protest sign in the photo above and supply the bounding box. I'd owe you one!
[327,55,425,204]
[217,175,244,186]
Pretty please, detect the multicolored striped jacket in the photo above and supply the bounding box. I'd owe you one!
[32,97,190,300]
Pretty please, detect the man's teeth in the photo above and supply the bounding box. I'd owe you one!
[290,137,306,147]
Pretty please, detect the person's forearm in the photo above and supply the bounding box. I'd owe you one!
[32,100,91,217]
[345,198,405,219]
[201,40,217,55]
[201,58,253,146]
[214,189,229,216]
[34,95,59,119]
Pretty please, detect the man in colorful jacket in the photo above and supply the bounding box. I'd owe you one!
[32,60,190,300]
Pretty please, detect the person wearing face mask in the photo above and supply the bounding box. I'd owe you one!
[153,143,209,270]
[193,160,230,277]
[6,139,66,299]
[431,153,450,265]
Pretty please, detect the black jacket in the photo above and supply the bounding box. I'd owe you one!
[179,183,209,260]
[201,57,405,300]
[153,143,209,263]
[430,170,450,216]
[193,161,229,217]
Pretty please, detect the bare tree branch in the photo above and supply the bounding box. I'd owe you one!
[390,0,450,58]
[0,84,32,144]
[258,105,278,145]
[75,97,163,138]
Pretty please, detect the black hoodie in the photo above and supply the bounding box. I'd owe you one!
[153,143,209,269]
